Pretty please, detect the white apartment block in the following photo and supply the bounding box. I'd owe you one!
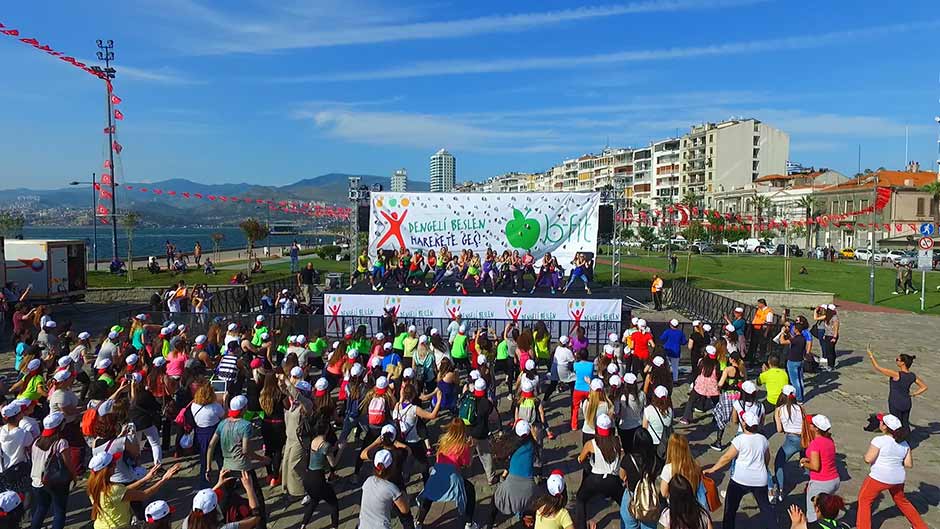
[429,149,456,192]
[653,138,681,202]
[390,168,408,192]
[680,118,789,207]
[631,147,653,203]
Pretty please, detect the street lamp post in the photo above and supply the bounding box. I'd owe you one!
[70,175,98,271]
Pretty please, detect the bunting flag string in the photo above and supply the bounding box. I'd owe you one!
[0,21,110,82]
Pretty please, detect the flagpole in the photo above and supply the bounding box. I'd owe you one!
[94,39,119,262]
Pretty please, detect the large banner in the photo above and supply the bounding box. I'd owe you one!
[368,192,600,265]
[323,293,621,333]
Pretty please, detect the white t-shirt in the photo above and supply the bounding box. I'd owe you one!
[447,321,460,344]
[31,439,68,488]
[580,401,610,435]
[19,416,39,444]
[730,433,770,487]
[659,508,710,528]
[660,462,674,484]
[733,400,764,434]
[869,435,910,485]
[190,403,225,428]
[616,392,645,430]
[393,402,420,443]
[0,426,29,469]
[553,346,575,383]
[279,298,298,315]
[643,405,673,445]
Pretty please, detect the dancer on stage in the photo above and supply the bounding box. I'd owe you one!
[563,252,592,295]
[531,252,559,295]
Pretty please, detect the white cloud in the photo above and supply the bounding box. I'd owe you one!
[117,65,205,85]
[158,0,765,54]
[277,20,940,82]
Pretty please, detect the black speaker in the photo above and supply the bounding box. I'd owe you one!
[357,205,369,232]
[598,204,613,239]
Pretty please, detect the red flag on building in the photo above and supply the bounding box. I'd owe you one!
[875,187,892,209]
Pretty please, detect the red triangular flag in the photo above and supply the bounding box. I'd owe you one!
[103,160,112,169]
[100,173,113,185]
[113,109,124,120]
[103,126,115,134]
[19,38,38,46]
[111,94,121,105]
[0,29,19,37]
[112,141,122,154]
[38,44,52,52]
[182,192,190,198]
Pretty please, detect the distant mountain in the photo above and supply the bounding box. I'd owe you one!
[6,173,430,226]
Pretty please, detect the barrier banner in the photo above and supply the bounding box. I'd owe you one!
[323,293,622,332]
[368,192,600,265]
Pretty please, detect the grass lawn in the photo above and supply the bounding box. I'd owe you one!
[88,257,349,288]
[596,252,940,314]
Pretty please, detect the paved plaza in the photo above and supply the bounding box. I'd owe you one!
[4,305,937,529]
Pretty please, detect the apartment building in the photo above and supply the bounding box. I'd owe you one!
[430,149,456,192]
[653,138,681,202]
[680,118,789,207]
[390,168,408,192]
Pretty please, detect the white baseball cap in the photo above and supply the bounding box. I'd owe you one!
[383,342,392,350]
[477,354,487,365]
[725,324,735,332]
[57,356,72,368]
[741,380,757,394]
[128,372,142,384]
[608,332,618,342]
[145,500,172,523]
[734,307,744,313]
[458,324,466,333]
[781,385,796,397]
[590,378,604,391]
[135,313,148,321]
[290,366,304,378]
[88,451,114,472]
[559,335,570,345]
[43,411,65,429]
[0,490,22,514]
[521,379,536,393]
[296,335,306,344]
[229,395,248,411]
[373,449,394,469]
[26,359,41,371]
[473,379,487,392]
[524,359,535,370]
[193,488,219,513]
[1,403,21,419]
[376,376,389,390]
[606,363,618,374]
[603,344,614,355]
[596,413,613,431]
[153,357,167,368]
[374,332,385,341]
[547,472,566,496]
[195,335,207,345]
[636,318,647,327]
[78,331,91,340]
[108,331,120,340]
[315,377,329,391]
[97,399,115,417]
[692,320,701,327]
[347,349,359,359]
[295,380,312,393]
[255,315,265,323]
[419,335,428,344]
[631,317,639,325]
[652,356,665,367]
[811,414,832,432]
[369,356,381,368]
[53,370,71,383]
[344,326,354,335]
[381,424,397,437]
[94,358,112,370]
[227,323,238,331]
[742,411,761,427]
[469,369,480,380]
[705,345,717,357]
[408,325,416,332]
[514,419,531,437]
[125,354,139,365]
[430,328,439,336]
[826,304,836,310]
[702,324,712,332]
[403,367,414,379]
[882,414,902,431]
[609,375,622,387]
[670,319,679,327]
[45,320,57,328]
[350,364,364,377]
[653,385,669,398]
[623,373,638,384]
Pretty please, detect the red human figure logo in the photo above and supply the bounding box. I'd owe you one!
[505,299,523,323]
[377,210,409,249]
[568,300,585,325]
[327,296,343,331]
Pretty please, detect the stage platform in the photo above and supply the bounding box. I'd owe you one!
[339,282,650,307]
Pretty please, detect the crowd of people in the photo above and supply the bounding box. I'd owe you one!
[0,292,931,529]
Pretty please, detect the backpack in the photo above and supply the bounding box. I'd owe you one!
[516,397,539,426]
[457,393,477,426]
[368,396,388,426]
[628,456,661,523]
[81,407,99,437]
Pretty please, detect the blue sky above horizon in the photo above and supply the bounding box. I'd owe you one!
[1,0,939,190]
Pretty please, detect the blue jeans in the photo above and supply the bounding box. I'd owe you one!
[773,433,803,492]
[786,360,804,402]
[195,424,222,485]
[30,485,69,529]
[620,485,707,529]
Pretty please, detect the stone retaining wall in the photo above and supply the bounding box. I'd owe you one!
[706,289,834,310]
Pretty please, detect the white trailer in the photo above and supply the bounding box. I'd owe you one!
[4,239,87,301]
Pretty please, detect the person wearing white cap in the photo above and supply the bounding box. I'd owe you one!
[544,334,575,404]
[614,372,646,452]
[86,450,181,529]
[856,413,927,529]
[449,322,470,371]
[126,367,165,466]
[353,376,396,477]
[535,470,572,527]
[799,414,840,523]
[777,318,809,403]
[297,407,341,529]
[580,378,613,441]
[186,472,261,529]
[401,324,419,369]
[630,321,654,362]
[732,380,765,437]
[704,408,774,529]
[463,377,499,486]
[569,348,595,431]
[686,320,709,382]
[574,412,623,528]
[642,385,673,457]
[411,334,436,394]
[0,401,29,482]
[724,305,748,359]
[659,318,687,383]
[205,394,269,525]
[391,379,442,485]
[487,418,539,529]
[0,489,24,525]
[416,418,478,529]
[359,448,413,529]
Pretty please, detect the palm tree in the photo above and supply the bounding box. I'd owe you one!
[753,195,772,236]
[210,232,225,260]
[239,218,270,276]
[921,182,940,229]
[122,212,141,283]
[681,190,703,208]
[796,195,819,250]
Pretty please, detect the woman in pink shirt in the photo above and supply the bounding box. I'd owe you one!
[417,418,476,528]
[800,414,840,523]
[165,342,187,379]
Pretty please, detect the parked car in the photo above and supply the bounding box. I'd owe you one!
[854,248,874,261]
[839,248,855,259]
[753,245,770,254]
[877,249,907,264]
[690,243,715,254]
[898,250,919,267]
[773,244,804,257]
[728,242,747,253]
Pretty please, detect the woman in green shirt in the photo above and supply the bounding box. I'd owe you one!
[533,321,552,367]
[11,358,46,401]
[402,325,419,368]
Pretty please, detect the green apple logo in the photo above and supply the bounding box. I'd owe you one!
[505,208,541,250]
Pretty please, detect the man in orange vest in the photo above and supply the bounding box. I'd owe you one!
[750,298,774,362]
[651,274,664,311]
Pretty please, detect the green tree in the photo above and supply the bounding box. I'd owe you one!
[752,195,772,235]
[0,212,25,238]
[617,226,635,241]
[210,232,225,260]
[724,225,750,244]
[239,218,270,276]
[122,211,141,284]
[681,191,703,207]
[796,195,820,250]
[920,181,940,229]
[637,226,657,250]
[681,220,706,242]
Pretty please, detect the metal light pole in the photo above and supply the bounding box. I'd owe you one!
[869,171,878,305]
[69,174,98,270]
[91,39,118,261]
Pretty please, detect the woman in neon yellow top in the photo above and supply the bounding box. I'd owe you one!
[533,321,551,362]
[11,358,46,401]
[87,451,181,529]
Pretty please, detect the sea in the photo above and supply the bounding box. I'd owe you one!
[19,226,339,260]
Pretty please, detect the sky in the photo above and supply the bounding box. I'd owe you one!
[1,0,939,190]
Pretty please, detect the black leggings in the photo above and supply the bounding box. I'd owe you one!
[575,474,624,529]
[354,427,381,475]
[722,479,776,529]
[889,405,912,431]
[261,420,286,477]
[404,440,431,484]
[301,469,339,527]
[543,380,571,404]
[417,478,476,525]
[496,358,518,396]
